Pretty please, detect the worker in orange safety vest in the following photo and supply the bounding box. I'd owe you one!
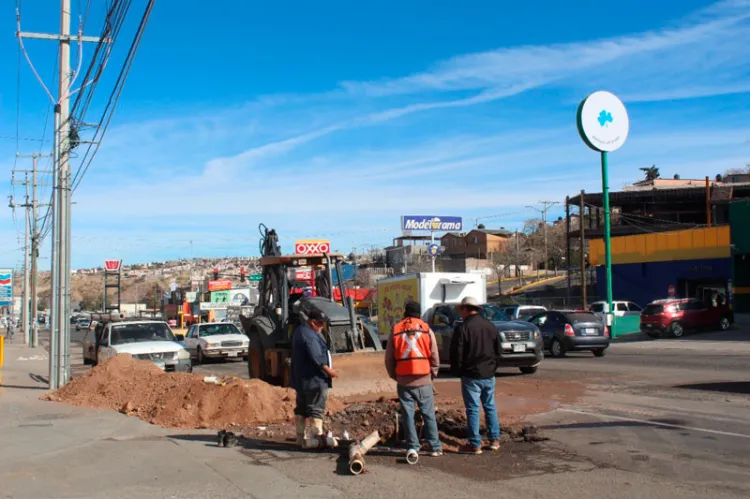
[385,301,442,459]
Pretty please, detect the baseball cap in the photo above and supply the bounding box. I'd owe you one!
[308,308,330,324]
[459,296,481,308]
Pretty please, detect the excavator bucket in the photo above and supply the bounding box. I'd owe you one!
[329,351,395,400]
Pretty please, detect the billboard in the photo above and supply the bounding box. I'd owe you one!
[208,279,232,291]
[229,288,255,305]
[104,259,122,273]
[401,216,462,232]
[295,239,331,255]
[211,290,231,303]
[0,269,12,307]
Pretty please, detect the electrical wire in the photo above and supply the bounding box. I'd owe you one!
[15,8,57,105]
[72,0,155,191]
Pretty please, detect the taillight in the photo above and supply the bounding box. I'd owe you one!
[604,325,610,337]
[564,324,575,336]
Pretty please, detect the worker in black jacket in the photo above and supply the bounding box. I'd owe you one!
[449,296,501,455]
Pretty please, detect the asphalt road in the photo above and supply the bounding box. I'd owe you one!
[30,324,750,497]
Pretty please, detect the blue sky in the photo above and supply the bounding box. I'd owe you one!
[1,0,749,269]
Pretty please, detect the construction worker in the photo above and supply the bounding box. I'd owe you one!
[450,296,501,455]
[385,301,442,459]
[291,308,338,447]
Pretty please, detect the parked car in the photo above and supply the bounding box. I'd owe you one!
[75,318,91,331]
[589,301,642,317]
[500,305,548,322]
[182,322,250,364]
[528,310,610,358]
[640,298,734,338]
[82,319,192,372]
[429,303,544,374]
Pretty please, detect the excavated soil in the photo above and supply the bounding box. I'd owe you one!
[42,355,308,428]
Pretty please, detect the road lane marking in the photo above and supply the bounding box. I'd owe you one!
[557,408,750,440]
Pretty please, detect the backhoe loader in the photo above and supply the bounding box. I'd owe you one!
[240,225,391,398]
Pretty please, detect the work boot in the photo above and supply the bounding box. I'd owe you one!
[295,415,306,447]
[311,418,327,447]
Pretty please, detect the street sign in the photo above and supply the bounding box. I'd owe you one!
[577,91,630,153]
[170,281,177,292]
[104,259,122,273]
[295,240,331,254]
[248,274,262,282]
[427,244,440,257]
[668,284,676,297]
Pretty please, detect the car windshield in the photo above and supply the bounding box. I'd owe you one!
[199,324,242,337]
[480,305,510,322]
[110,323,175,345]
[643,304,665,315]
[518,307,546,320]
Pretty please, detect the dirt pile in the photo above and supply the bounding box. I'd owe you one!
[43,355,295,428]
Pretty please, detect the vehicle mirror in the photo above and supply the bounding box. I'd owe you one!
[175,334,185,341]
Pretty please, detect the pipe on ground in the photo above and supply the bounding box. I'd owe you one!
[348,430,380,475]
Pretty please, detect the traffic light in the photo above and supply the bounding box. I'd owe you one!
[213,268,219,280]
[240,267,246,282]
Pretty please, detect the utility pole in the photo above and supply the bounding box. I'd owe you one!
[19,2,104,388]
[580,191,587,309]
[526,201,559,278]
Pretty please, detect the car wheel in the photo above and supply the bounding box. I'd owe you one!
[196,347,204,365]
[669,322,684,338]
[719,317,731,331]
[550,338,566,358]
[519,366,538,375]
[593,348,607,358]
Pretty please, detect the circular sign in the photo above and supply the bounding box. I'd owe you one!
[668,284,676,297]
[427,244,440,257]
[577,91,629,152]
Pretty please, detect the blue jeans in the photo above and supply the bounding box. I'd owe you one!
[461,377,500,448]
[398,384,442,452]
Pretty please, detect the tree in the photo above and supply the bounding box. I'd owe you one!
[640,165,660,181]
[477,223,486,229]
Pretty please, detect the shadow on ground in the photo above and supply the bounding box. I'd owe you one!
[675,381,750,395]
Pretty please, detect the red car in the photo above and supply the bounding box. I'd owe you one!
[640,298,734,338]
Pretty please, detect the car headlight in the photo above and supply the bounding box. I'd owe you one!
[177,348,190,360]
[533,330,540,340]
[204,343,216,349]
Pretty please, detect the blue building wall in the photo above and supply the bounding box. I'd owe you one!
[595,257,731,306]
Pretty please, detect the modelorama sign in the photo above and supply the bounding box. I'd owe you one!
[401,216,463,232]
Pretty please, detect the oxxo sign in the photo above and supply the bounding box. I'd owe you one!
[295,240,330,255]
[104,259,122,273]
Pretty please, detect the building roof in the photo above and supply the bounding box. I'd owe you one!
[471,228,513,237]
[568,183,750,207]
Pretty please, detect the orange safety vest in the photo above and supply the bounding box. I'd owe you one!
[392,317,432,376]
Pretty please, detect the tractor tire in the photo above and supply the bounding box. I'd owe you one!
[248,342,267,380]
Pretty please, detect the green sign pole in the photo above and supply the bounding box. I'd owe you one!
[577,90,629,338]
[601,151,614,336]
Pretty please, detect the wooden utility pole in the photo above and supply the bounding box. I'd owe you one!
[580,190,587,309]
[705,176,712,227]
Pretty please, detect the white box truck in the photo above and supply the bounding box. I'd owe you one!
[376,272,487,339]
[376,272,544,375]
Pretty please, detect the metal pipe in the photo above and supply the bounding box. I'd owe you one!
[324,253,334,303]
[348,430,380,475]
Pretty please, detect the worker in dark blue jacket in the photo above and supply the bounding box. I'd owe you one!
[291,308,338,447]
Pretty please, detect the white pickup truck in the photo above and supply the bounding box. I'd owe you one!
[82,319,192,372]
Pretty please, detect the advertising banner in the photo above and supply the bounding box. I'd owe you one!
[0,269,12,307]
[200,302,228,311]
[185,291,197,302]
[295,239,331,255]
[211,290,231,303]
[208,279,232,291]
[377,276,419,337]
[229,288,254,305]
[401,216,462,232]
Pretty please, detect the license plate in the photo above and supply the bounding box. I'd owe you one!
[512,343,525,353]
[644,324,652,328]
[227,351,238,357]
[585,328,598,335]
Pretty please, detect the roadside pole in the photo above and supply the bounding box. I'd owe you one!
[577,91,629,337]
